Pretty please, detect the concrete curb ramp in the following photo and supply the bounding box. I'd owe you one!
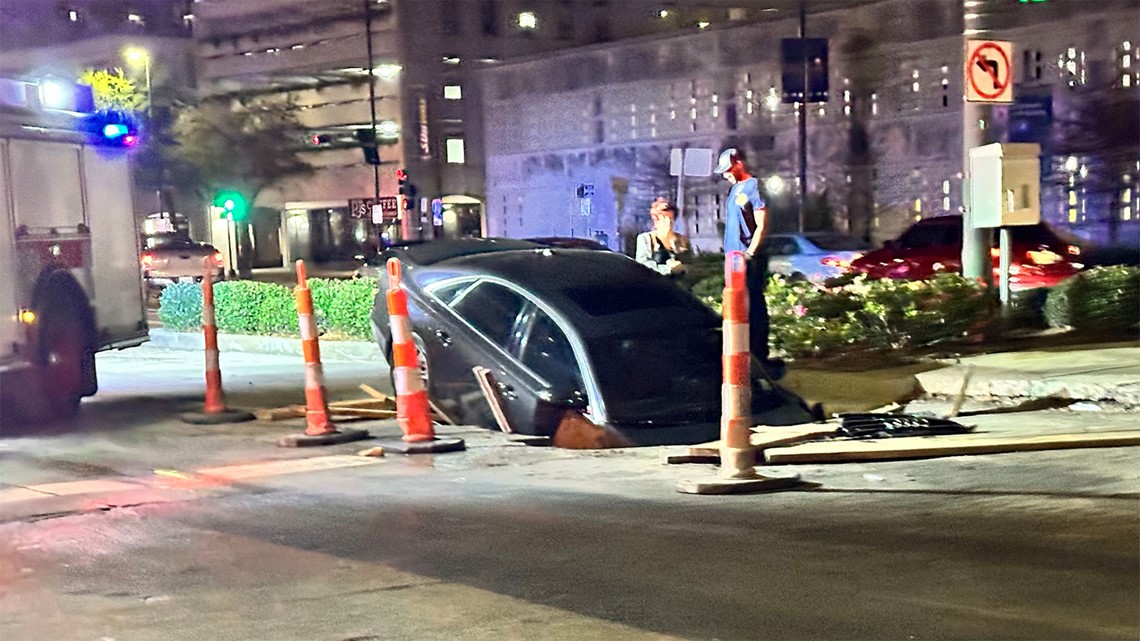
[148,328,382,362]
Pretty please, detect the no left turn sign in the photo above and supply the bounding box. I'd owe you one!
[966,39,1014,103]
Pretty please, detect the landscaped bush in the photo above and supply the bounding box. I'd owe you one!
[1044,265,1140,333]
[214,280,298,335]
[157,277,379,340]
[157,281,203,332]
[689,272,990,359]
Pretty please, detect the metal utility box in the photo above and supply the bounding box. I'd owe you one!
[968,143,1042,228]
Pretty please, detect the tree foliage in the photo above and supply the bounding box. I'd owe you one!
[78,68,145,112]
[168,97,312,202]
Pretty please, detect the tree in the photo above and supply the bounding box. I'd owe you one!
[78,68,146,112]
[168,97,313,276]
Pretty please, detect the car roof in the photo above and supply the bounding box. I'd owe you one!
[422,248,718,338]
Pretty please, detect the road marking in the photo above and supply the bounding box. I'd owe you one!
[195,455,380,481]
[0,487,56,504]
[24,479,146,496]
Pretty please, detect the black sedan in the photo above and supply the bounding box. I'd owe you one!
[370,239,813,446]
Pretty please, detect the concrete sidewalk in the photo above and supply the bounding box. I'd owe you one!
[916,343,1140,407]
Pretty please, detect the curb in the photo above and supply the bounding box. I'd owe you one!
[148,329,382,362]
[916,365,1140,407]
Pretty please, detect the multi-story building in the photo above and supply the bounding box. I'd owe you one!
[191,0,865,263]
[480,0,1140,252]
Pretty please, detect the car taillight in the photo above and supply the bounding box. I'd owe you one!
[820,256,852,268]
[990,248,1000,258]
[1066,244,1081,256]
[1025,249,1062,265]
[141,252,154,267]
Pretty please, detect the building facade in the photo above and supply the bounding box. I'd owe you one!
[190,0,850,263]
[480,0,1140,253]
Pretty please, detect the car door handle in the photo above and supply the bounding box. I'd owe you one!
[435,329,451,346]
[497,381,516,399]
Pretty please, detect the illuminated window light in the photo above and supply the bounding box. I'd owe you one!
[517,11,537,29]
[697,21,711,29]
[443,85,462,100]
[1065,156,1079,172]
[912,82,920,92]
[1124,54,1132,69]
[1125,75,1133,87]
[445,138,465,164]
[373,63,402,79]
[943,197,951,211]
[128,12,143,24]
[914,198,922,213]
[912,70,920,79]
[1068,208,1078,223]
[68,9,79,21]
[658,9,670,18]
[1123,207,1133,221]
[1124,41,1132,51]
[942,180,951,194]
[1068,190,1077,205]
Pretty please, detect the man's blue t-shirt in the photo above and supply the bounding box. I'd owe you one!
[723,177,766,254]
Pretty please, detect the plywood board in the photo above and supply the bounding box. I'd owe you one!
[764,430,1140,464]
[687,425,837,458]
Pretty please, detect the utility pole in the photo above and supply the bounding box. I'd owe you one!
[962,0,996,285]
[363,0,381,250]
[797,0,808,234]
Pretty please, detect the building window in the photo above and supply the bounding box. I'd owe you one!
[68,9,79,21]
[444,85,462,100]
[127,12,144,25]
[517,11,537,30]
[446,138,466,164]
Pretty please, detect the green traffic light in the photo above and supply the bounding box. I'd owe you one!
[212,190,248,221]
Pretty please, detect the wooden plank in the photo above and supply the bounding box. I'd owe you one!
[328,407,398,419]
[764,430,1140,464]
[473,366,513,433]
[329,398,394,411]
[254,406,304,421]
[687,425,837,458]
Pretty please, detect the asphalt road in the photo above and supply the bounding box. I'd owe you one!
[0,345,1137,641]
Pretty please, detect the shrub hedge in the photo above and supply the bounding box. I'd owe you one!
[1044,265,1140,333]
[157,277,378,340]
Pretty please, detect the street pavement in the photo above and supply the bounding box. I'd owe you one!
[0,344,1137,640]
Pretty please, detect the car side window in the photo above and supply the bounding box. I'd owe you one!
[428,279,475,306]
[764,237,795,256]
[449,282,528,350]
[519,310,584,397]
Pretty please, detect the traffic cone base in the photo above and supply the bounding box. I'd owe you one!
[277,427,370,448]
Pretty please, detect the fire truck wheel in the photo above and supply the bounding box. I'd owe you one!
[38,307,90,418]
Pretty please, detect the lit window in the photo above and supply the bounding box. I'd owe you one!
[912,82,920,92]
[373,63,402,79]
[943,197,951,211]
[443,56,460,65]
[128,12,143,25]
[658,9,670,18]
[942,180,951,194]
[183,13,194,26]
[1125,75,1133,87]
[517,11,537,30]
[914,198,922,213]
[1124,54,1132,69]
[68,9,79,21]
[446,138,466,164]
[444,85,462,100]
[697,21,710,29]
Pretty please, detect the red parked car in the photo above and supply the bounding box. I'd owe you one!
[850,215,1082,289]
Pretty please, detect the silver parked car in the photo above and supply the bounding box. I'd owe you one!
[760,233,871,283]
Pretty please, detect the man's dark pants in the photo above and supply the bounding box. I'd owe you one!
[745,253,770,364]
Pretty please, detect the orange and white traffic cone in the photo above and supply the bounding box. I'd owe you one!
[379,258,464,454]
[181,266,254,425]
[276,260,368,447]
[719,251,758,479]
[675,251,800,494]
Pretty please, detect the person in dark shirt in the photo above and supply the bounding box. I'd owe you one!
[715,148,783,379]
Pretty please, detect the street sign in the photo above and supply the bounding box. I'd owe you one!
[966,40,1014,103]
[669,148,713,177]
[349,196,399,221]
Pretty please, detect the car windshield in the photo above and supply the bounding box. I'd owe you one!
[806,234,871,251]
[146,234,200,250]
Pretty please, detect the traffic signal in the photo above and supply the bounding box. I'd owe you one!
[397,169,416,210]
[213,190,249,222]
[355,128,380,165]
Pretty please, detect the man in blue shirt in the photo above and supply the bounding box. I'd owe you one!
[716,148,781,377]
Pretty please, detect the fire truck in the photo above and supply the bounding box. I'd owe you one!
[0,77,148,422]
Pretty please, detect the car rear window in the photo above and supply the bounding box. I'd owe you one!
[402,239,540,265]
[806,234,871,251]
[563,283,702,316]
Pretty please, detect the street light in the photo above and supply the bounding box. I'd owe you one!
[123,47,151,117]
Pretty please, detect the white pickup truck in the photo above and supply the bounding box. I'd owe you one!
[142,233,225,285]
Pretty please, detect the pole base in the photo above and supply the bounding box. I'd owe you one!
[276,428,370,448]
[371,437,466,455]
[181,409,256,425]
[675,471,803,495]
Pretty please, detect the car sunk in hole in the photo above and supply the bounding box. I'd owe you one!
[370,238,813,447]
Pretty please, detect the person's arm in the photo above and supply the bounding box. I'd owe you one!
[745,192,767,259]
[635,233,671,274]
